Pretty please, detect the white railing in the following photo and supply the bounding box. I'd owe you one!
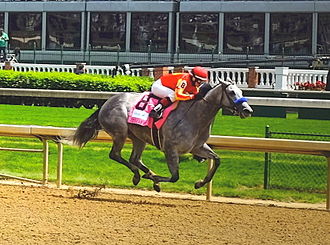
[186,66,328,90]
[256,68,274,88]
[209,68,248,87]
[208,67,275,88]
[287,69,328,89]
[12,63,76,73]
[0,62,143,77]
[0,62,328,90]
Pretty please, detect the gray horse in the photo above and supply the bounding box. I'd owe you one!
[72,79,253,191]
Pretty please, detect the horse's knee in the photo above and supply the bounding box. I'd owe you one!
[109,150,121,162]
[109,151,116,161]
[170,174,179,183]
[214,157,221,167]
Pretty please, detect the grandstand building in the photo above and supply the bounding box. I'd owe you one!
[0,0,329,65]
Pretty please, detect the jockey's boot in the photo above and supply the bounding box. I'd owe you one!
[149,97,172,119]
[149,103,164,118]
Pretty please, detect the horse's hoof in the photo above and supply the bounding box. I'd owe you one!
[194,180,204,189]
[153,183,161,192]
[132,174,140,186]
[132,171,141,185]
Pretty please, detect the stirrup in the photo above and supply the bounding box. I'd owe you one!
[149,109,163,119]
[149,104,163,119]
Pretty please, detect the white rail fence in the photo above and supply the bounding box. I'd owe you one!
[208,67,328,89]
[0,62,142,77]
[0,124,329,210]
[0,62,328,90]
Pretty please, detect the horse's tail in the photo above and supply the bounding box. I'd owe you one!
[72,108,102,148]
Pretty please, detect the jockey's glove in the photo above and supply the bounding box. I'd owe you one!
[194,83,212,100]
[194,92,204,100]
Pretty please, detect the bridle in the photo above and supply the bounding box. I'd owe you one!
[173,81,248,129]
[202,82,248,115]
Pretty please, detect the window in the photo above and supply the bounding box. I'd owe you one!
[9,12,42,50]
[317,13,330,54]
[0,13,3,29]
[180,13,218,53]
[270,13,312,55]
[131,13,168,52]
[224,13,264,54]
[90,12,126,51]
[47,12,81,50]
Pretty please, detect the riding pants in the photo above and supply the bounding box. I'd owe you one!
[151,79,176,102]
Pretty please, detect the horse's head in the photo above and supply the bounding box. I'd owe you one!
[218,79,253,118]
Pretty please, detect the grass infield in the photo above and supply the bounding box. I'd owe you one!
[1,104,330,203]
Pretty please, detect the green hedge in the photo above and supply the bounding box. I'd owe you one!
[0,70,153,92]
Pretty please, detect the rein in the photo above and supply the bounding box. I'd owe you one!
[172,83,248,130]
[203,83,248,113]
[202,83,226,108]
[172,100,197,130]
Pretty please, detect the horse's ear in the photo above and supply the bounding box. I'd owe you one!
[226,77,234,84]
[216,75,231,87]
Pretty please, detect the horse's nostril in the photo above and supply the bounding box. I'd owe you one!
[243,108,253,113]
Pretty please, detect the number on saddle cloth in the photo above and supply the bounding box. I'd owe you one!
[135,94,150,111]
[135,93,161,111]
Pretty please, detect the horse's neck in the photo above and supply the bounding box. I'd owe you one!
[204,85,224,106]
[177,89,222,127]
[202,85,224,112]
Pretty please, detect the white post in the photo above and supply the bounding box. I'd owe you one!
[274,67,289,90]
[42,139,49,185]
[148,68,154,79]
[168,66,174,74]
[327,156,330,211]
[206,159,213,201]
[56,142,63,188]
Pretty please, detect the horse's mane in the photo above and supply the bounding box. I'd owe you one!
[198,76,224,98]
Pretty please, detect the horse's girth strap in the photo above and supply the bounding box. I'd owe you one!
[151,127,161,150]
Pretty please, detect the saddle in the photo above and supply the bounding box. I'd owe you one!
[128,92,178,150]
[127,92,177,130]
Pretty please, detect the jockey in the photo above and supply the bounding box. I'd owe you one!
[149,66,209,119]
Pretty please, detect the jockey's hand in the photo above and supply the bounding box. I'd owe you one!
[194,92,204,100]
[194,83,212,100]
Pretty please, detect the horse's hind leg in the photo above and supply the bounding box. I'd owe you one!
[109,135,141,186]
[191,143,220,189]
[129,137,152,174]
[128,136,162,190]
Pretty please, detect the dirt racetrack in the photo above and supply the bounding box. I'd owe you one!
[0,183,330,245]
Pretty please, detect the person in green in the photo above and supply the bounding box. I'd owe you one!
[0,28,9,62]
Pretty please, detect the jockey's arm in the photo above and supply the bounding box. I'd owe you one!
[175,79,195,101]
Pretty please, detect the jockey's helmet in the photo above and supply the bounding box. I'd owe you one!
[191,66,208,83]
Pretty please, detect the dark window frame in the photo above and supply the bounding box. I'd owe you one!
[317,13,330,54]
[90,12,126,51]
[130,12,169,53]
[224,13,265,55]
[269,13,312,55]
[179,13,219,54]
[8,12,42,50]
[46,12,82,51]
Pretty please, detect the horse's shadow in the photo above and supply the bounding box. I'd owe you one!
[49,193,177,207]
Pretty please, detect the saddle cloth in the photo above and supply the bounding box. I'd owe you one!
[127,92,177,129]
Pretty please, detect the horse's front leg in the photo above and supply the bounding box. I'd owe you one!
[191,143,221,189]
